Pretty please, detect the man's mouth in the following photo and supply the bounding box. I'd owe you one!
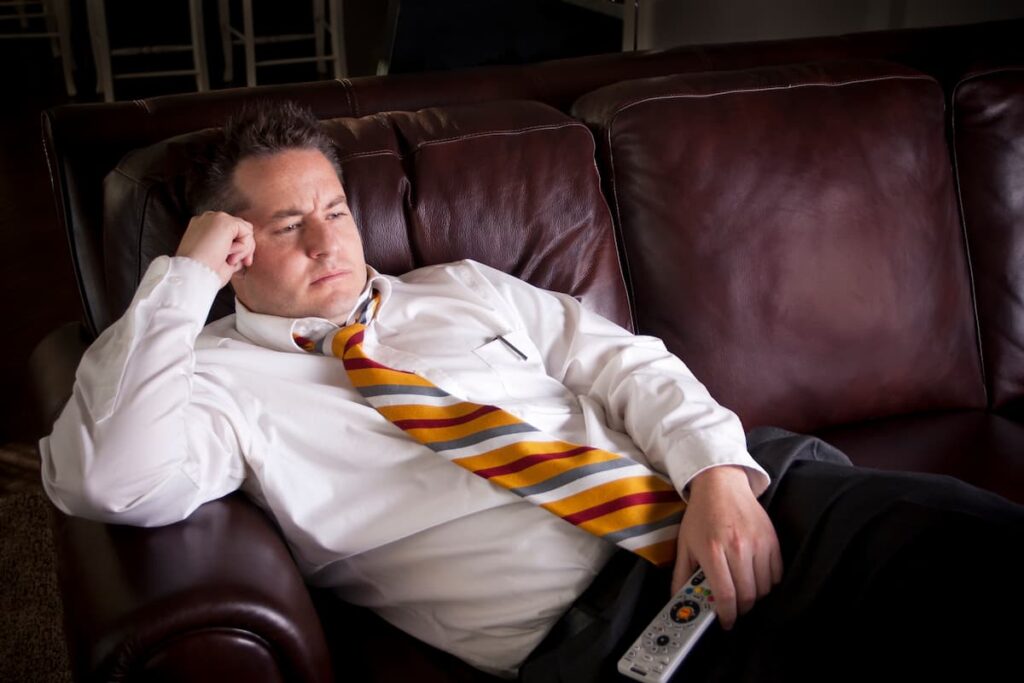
[311,269,350,285]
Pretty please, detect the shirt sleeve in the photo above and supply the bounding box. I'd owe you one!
[472,262,770,500]
[39,256,247,526]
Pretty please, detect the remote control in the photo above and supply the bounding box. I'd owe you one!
[616,568,716,682]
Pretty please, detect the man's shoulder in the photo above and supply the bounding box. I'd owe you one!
[395,258,526,289]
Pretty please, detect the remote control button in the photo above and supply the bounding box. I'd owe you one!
[685,587,693,594]
[656,635,670,646]
[692,570,705,585]
[708,595,715,603]
[670,600,701,624]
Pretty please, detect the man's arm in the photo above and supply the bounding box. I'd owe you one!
[474,263,781,630]
[40,212,255,526]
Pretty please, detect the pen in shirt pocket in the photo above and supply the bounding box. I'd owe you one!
[492,334,528,361]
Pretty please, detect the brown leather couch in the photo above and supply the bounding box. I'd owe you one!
[33,19,1024,682]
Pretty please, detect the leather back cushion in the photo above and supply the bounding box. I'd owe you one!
[102,100,631,331]
[954,66,1024,414]
[574,61,986,433]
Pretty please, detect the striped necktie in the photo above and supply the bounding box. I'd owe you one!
[296,294,685,567]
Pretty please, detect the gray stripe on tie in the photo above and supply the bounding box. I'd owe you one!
[427,423,538,452]
[602,510,684,544]
[359,384,452,398]
[510,458,636,497]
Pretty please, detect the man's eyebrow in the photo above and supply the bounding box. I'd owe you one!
[270,207,304,220]
[268,195,347,220]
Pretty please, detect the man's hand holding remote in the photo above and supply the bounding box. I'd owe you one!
[672,465,784,630]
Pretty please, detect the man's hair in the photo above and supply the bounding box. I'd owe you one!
[192,100,342,214]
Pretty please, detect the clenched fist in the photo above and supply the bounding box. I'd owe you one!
[176,211,255,287]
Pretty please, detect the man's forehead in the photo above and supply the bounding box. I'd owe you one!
[231,148,346,214]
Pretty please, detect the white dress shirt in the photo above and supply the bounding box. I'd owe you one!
[41,255,769,677]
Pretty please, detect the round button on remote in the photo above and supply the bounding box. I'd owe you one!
[656,635,670,646]
[670,600,701,624]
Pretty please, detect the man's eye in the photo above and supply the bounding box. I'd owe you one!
[277,222,301,234]
[327,211,346,220]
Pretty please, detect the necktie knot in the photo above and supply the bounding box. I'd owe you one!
[330,323,367,360]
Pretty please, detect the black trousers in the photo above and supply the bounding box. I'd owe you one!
[519,427,1024,682]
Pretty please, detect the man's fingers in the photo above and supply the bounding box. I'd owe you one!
[770,539,784,586]
[703,549,737,630]
[671,543,696,595]
[226,230,256,268]
[726,545,757,618]
[177,212,256,286]
[754,544,773,600]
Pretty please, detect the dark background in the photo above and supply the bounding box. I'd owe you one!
[0,0,619,446]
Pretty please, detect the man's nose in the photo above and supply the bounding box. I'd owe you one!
[304,218,338,258]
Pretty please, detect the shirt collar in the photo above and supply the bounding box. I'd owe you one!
[233,265,390,353]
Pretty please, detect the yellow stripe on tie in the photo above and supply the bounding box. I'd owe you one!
[404,409,525,442]
[541,476,675,518]
[487,449,624,489]
[346,367,437,388]
[576,502,684,537]
[378,402,482,422]
[452,439,585,471]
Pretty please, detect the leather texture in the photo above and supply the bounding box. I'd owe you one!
[52,493,332,683]
[815,410,1024,504]
[953,66,1024,416]
[573,60,987,434]
[28,322,89,432]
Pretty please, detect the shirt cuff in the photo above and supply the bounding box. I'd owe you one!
[660,435,771,503]
[134,255,223,324]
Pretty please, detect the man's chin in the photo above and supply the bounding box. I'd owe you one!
[305,293,363,324]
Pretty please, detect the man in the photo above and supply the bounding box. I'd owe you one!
[41,102,1024,681]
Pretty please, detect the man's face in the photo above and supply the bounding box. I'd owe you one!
[229,148,367,323]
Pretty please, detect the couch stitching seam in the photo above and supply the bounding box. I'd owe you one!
[605,120,639,332]
[949,78,991,409]
[411,121,589,152]
[608,74,935,118]
[337,149,402,163]
[952,65,1024,89]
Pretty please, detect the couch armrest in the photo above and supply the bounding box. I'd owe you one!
[51,492,334,683]
[29,322,91,431]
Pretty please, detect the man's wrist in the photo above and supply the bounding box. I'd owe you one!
[686,465,752,497]
[149,256,223,321]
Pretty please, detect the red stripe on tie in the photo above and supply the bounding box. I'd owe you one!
[475,446,594,479]
[344,329,365,353]
[293,335,316,352]
[562,490,680,526]
[394,404,500,430]
[344,357,407,372]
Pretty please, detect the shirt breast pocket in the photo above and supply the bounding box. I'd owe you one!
[472,329,551,400]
